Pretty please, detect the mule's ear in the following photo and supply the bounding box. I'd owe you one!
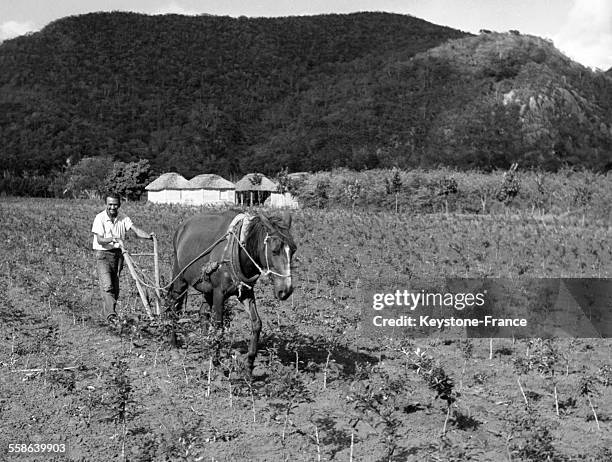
[281,211,292,229]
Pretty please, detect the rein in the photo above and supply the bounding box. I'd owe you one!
[129,213,292,302]
[227,230,291,280]
[126,233,230,292]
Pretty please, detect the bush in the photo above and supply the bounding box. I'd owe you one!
[65,157,114,198]
[289,167,611,218]
[0,171,55,197]
[102,159,152,200]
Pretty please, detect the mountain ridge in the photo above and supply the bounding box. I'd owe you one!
[1,11,610,176]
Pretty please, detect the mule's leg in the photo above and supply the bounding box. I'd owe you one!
[164,258,189,316]
[199,292,213,331]
[211,288,225,328]
[163,261,189,347]
[205,288,227,365]
[240,295,262,374]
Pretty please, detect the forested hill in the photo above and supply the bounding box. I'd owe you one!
[1,12,611,178]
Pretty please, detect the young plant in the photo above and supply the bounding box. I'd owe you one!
[347,368,408,461]
[439,176,458,214]
[510,413,566,461]
[103,359,135,424]
[514,339,562,415]
[577,375,601,430]
[344,179,362,213]
[410,348,458,434]
[496,162,521,204]
[385,168,403,213]
[262,360,313,443]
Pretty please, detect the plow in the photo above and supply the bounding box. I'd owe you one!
[116,214,263,322]
[121,235,163,319]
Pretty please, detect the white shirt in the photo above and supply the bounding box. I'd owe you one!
[91,210,133,250]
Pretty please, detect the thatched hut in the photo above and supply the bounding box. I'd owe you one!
[234,173,278,206]
[145,172,191,204]
[183,174,235,205]
[265,192,300,208]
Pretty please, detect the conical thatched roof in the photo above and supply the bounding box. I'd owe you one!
[145,172,191,191]
[234,173,278,192]
[189,174,235,190]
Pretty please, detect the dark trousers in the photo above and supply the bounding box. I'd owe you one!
[95,249,124,315]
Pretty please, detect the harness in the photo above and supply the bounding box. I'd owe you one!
[209,213,292,297]
[133,212,292,299]
[223,213,260,292]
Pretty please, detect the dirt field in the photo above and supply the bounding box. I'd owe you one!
[1,198,611,461]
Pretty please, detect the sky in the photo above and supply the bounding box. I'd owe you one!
[1,0,611,70]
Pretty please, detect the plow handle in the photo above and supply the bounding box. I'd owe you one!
[122,250,154,320]
[152,235,161,316]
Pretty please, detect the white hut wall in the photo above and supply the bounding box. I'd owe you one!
[268,192,299,208]
[202,189,221,203]
[164,189,182,204]
[147,190,166,204]
[220,189,235,203]
[181,189,202,205]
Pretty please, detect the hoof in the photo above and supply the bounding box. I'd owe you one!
[167,330,179,348]
[200,319,211,332]
[106,313,118,324]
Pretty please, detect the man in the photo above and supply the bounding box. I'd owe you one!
[92,192,154,318]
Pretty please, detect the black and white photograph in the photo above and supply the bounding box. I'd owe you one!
[1,1,611,460]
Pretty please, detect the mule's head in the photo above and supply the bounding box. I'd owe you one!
[259,211,296,300]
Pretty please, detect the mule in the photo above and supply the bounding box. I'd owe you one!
[164,210,296,373]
